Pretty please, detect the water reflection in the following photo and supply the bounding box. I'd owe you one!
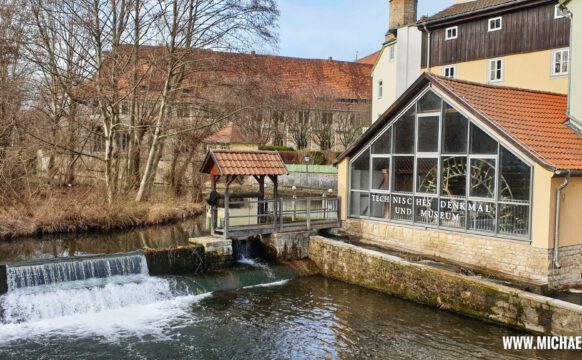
[0,217,208,263]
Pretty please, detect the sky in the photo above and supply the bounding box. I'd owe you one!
[275,0,453,61]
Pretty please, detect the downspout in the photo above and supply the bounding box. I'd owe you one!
[565,8,573,120]
[553,171,571,269]
[423,24,431,72]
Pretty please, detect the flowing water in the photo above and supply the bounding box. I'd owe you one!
[0,252,578,359]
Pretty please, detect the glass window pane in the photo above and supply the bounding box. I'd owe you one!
[391,194,413,222]
[499,147,531,202]
[498,203,529,236]
[372,158,391,191]
[372,128,391,154]
[371,193,390,219]
[442,103,468,154]
[350,191,369,217]
[416,158,438,194]
[470,159,496,198]
[439,197,466,229]
[468,201,496,232]
[417,91,441,113]
[350,149,370,190]
[470,124,498,154]
[393,156,414,192]
[417,116,439,152]
[414,196,439,225]
[441,156,467,196]
[394,108,415,154]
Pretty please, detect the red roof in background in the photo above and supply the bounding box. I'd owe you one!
[204,122,253,144]
[339,73,582,171]
[431,75,582,170]
[200,150,288,176]
[357,51,381,65]
[421,0,519,24]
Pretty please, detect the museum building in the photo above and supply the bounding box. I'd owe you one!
[336,73,582,289]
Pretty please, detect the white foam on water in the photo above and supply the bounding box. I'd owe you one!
[238,257,275,279]
[243,279,290,289]
[568,288,582,294]
[0,275,212,344]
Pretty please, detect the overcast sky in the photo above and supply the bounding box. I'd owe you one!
[275,0,453,61]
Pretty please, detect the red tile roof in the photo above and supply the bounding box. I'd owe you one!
[204,122,253,144]
[200,150,288,176]
[338,73,582,171]
[357,51,381,65]
[431,75,581,170]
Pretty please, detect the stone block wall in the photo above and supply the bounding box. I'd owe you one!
[343,218,581,289]
[550,244,582,287]
[261,231,310,261]
[309,236,582,335]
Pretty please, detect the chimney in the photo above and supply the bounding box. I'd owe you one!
[389,0,418,31]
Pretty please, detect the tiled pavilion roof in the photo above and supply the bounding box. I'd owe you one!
[200,150,288,176]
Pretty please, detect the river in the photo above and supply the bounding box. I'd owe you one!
[0,220,580,359]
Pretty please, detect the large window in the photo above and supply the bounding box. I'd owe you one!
[348,90,532,239]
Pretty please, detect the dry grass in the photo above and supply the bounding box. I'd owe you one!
[0,186,204,241]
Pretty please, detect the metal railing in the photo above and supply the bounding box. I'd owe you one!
[217,197,340,237]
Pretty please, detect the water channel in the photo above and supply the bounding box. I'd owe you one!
[0,218,580,359]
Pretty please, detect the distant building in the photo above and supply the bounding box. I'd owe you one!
[204,122,258,151]
[111,47,373,153]
[418,0,570,94]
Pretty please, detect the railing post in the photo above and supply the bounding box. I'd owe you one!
[306,197,311,230]
[279,197,284,232]
[224,193,229,239]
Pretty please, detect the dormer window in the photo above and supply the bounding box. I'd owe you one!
[488,17,502,32]
[445,26,458,40]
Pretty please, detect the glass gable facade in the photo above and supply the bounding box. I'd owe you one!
[349,90,532,239]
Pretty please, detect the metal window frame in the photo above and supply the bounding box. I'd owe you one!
[347,85,533,241]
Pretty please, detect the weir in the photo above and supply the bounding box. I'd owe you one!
[5,252,148,289]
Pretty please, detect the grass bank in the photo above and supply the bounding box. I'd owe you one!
[0,186,204,241]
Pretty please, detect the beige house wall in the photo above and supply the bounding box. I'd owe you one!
[371,44,398,122]
[563,0,582,122]
[428,50,569,94]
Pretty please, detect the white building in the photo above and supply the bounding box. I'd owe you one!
[371,0,422,122]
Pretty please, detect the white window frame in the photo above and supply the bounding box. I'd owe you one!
[378,80,383,99]
[554,4,566,19]
[443,65,456,79]
[552,48,569,76]
[389,46,395,61]
[445,26,458,40]
[488,17,502,32]
[488,58,504,83]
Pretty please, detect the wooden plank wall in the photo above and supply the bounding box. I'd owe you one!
[421,3,570,68]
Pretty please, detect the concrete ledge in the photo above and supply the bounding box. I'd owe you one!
[189,236,233,257]
[309,236,582,335]
[262,231,310,260]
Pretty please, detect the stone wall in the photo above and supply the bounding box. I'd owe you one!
[550,244,582,287]
[343,218,582,289]
[261,231,310,261]
[309,236,582,336]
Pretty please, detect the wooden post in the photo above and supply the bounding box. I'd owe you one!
[269,175,279,229]
[210,175,219,236]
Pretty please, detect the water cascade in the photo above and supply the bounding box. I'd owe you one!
[6,252,148,289]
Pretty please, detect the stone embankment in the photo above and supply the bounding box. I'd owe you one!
[308,236,582,336]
